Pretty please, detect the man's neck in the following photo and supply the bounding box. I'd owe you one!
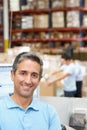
[11,94,32,109]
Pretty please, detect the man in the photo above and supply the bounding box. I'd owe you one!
[47,54,76,97]
[64,43,74,58]
[0,52,61,130]
[74,61,83,97]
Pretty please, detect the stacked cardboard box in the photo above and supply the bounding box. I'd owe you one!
[21,16,34,29]
[52,0,64,8]
[34,14,49,28]
[65,0,80,7]
[52,12,64,28]
[83,14,87,27]
[84,0,87,7]
[9,0,20,11]
[66,11,80,27]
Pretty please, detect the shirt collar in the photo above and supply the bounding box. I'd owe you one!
[5,96,39,111]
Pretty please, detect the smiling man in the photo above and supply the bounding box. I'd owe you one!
[0,52,61,130]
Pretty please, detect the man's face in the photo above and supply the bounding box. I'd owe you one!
[61,58,66,65]
[11,59,41,98]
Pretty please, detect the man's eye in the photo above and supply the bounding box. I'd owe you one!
[32,73,39,79]
[20,72,25,75]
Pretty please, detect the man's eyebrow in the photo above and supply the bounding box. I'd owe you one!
[32,72,39,75]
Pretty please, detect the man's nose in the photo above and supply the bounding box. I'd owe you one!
[25,75,32,83]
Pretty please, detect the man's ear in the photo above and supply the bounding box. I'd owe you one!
[39,76,42,81]
[10,70,15,81]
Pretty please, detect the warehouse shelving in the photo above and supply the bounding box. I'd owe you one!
[0,0,4,51]
[8,0,87,48]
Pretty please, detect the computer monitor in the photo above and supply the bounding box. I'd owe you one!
[0,64,13,98]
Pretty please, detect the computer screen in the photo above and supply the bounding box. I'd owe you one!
[0,64,13,98]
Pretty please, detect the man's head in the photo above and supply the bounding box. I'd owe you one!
[12,52,43,78]
[61,53,72,65]
[11,52,43,98]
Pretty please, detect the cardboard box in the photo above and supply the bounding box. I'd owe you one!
[39,81,56,96]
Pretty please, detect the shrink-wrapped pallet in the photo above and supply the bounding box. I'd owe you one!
[83,14,87,27]
[37,0,49,9]
[27,0,49,9]
[52,0,65,8]
[66,11,80,27]
[52,12,64,28]
[21,16,34,29]
[9,0,20,11]
[84,0,87,7]
[34,14,49,28]
[65,0,80,7]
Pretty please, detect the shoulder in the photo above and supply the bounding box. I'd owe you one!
[36,99,60,121]
[35,98,58,116]
[0,96,11,108]
[68,63,75,70]
[0,97,7,111]
[37,98,55,108]
[34,99,61,130]
[0,96,6,104]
